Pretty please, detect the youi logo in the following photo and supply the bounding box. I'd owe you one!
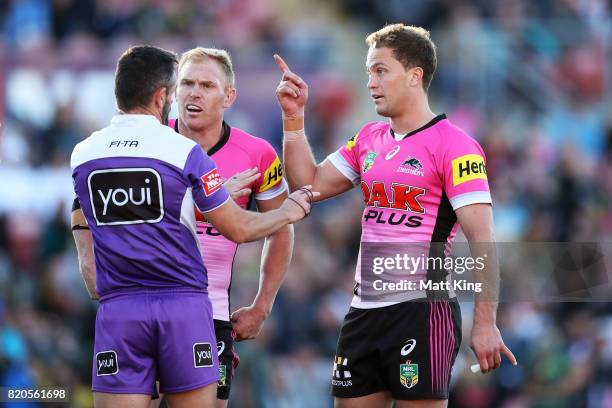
[88,168,164,226]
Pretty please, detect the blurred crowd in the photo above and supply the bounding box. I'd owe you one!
[1,0,612,407]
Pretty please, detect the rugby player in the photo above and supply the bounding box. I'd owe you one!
[168,47,293,406]
[70,45,315,408]
[275,24,517,407]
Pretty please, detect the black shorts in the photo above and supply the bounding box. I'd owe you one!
[214,320,240,400]
[331,300,461,400]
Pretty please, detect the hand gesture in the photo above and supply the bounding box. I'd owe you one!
[223,168,260,200]
[230,305,267,341]
[274,54,308,119]
[470,322,517,373]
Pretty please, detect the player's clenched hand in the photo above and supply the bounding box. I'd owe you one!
[230,305,267,341]
[281,185,319,222]
[274,54,308,119]
[470,322,517,373]
[223,168,260,200]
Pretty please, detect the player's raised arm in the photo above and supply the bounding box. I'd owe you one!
[70,202,98,300]
[274,54,353,201]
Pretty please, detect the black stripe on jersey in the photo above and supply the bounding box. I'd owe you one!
[172,120,231,156]
[426,191,456,300]
[390,114,447,140]
[227,249,238,319]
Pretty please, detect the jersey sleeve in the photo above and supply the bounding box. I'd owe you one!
[327,131,361,185]
[72,196,81,211]
[184,145,230,213]
[253,140,287,200]
[440,134,492,210]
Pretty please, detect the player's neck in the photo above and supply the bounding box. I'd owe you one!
[125,107,162,123]
[179,120,224,153]
[389,100,435,135]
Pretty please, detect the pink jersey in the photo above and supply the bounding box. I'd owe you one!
[169,120,286,320]
[328,115,491,308]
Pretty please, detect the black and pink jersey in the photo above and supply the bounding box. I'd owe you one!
[328,115,491,308]
[168,119,287,321]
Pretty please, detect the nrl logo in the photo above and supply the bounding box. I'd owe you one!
[363,151,378,173]
[400,362,418,389]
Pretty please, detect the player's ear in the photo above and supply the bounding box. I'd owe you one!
[153,86,167,110]
[224,86,237,108]
[408,67,423,88]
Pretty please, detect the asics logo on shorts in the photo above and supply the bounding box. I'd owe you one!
[400,339,417,356]
[217,341,225,356]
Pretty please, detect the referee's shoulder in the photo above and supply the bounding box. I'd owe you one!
[69,129,102,169]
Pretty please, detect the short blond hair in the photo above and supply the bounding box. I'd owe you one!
[178,47,235,88]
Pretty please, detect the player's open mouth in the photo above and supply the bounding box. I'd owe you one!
[186,104,203,113]
[372,95,383,101]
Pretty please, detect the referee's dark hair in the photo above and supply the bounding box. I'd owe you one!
[114,45,178,112]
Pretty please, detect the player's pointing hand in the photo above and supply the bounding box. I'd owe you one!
[274,54,308,119]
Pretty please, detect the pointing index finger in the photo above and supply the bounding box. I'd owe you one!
[274,54,291,74]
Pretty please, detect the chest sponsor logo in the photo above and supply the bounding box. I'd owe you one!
[452,154,487,186]
[193,342,214,368]
[362,151,378,173]
[385,146,401,160]
[361,181,425,228]
[361,181,425,213]
[202,168,223,197]
[96,350,119,376]
[88,168,164,226]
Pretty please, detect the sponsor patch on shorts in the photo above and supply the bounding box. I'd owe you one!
[96,350,119,376]
[193,342,214,368]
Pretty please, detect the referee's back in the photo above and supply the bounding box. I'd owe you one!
[70,114,230,299]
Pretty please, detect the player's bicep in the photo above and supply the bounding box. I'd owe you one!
[312,158,355,201]
[456,203,494,242]
[71,208,88,229]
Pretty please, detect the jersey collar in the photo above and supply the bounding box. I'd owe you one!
[112,114,160,126]
[390,114,447,140]
[173,119,231,155]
